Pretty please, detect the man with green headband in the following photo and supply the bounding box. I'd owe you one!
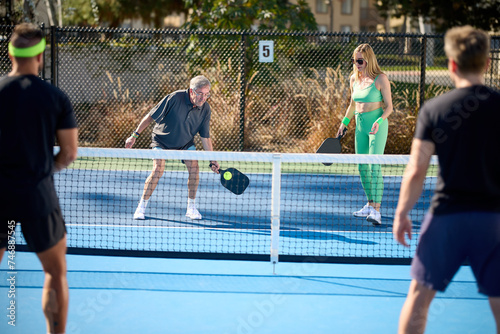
[0,23,78,334]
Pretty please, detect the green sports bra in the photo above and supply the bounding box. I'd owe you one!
[352,75,383,103]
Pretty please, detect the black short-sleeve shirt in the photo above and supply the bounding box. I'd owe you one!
[414,85,500,215]
[0,75,77,219]
[148,89,211,149]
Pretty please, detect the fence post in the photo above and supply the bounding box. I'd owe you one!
[419,33,427,109]
[239,32,247,151]
[487,37,499,87]
[39,23,46,81]
[50,25,57,87]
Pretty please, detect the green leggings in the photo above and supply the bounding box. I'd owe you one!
[354,108,388,204]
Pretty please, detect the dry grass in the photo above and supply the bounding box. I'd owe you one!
[388,82,451,153]
[196,59,246,151]
[77,71,155,148]
[296,66,351,153]
[76,66,451,154]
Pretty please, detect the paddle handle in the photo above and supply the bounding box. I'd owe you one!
[337,127,347,139]
[209,162,221,173]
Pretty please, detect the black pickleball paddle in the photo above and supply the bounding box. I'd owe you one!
[209,163,250,195]
[316,127,347,166]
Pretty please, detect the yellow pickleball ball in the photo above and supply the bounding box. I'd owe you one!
[223,171,232,180]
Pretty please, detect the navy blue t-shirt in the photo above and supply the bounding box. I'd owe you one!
[414,85,500,215]
[0,75,77,219]
[148,89,211,149]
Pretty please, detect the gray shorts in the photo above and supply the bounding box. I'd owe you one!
[411,211,500,297]
[153,145,195,164]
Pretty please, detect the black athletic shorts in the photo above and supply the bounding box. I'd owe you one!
[0,207,66,253]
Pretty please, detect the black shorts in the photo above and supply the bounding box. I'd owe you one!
[0,207,67,253]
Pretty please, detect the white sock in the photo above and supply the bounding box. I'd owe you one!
[139,198,149,208]
[188,198,196,208]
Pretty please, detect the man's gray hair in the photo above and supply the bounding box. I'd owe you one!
[190,75,211,91]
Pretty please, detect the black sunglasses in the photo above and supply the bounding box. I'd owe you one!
[352,58,365,65]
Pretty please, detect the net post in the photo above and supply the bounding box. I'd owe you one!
[270,153,281,273]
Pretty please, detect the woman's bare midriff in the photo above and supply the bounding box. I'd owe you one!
[355,101,383,113]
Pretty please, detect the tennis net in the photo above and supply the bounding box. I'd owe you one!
[16,147,438,264]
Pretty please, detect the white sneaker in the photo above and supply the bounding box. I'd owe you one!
[353,203,373,217]
[133,205,146,220]
[186,206,202,220]
[366,208,382,226]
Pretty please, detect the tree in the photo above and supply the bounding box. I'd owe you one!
[376,0,500,33]
[63,0,188,27]
[0,0,16,24]
[99,0,188,28]
[183,0,317,31]
[1,0,54,25]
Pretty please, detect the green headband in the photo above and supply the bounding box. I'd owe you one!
[8,38,46,58]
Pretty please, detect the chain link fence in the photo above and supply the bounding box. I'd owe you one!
[1,26,499,153]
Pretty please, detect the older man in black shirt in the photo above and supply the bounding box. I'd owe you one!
[125,75,219,220]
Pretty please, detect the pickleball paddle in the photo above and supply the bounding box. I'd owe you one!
[209,163,250,195]
[316,127,347,166]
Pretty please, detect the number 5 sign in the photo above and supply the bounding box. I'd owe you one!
[259,41,274,63]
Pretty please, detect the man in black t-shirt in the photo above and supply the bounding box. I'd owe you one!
[125,75,220,220]
[0,23,78,334]
[394,26,500,333]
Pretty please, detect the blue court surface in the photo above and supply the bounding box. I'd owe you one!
[3,156,491,333]
[52,167,436,259]
[0,252,494,334]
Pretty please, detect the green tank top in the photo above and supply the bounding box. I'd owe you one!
[352,75,383,103]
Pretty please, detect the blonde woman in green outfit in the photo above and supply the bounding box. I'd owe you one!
[337,44,393,226]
